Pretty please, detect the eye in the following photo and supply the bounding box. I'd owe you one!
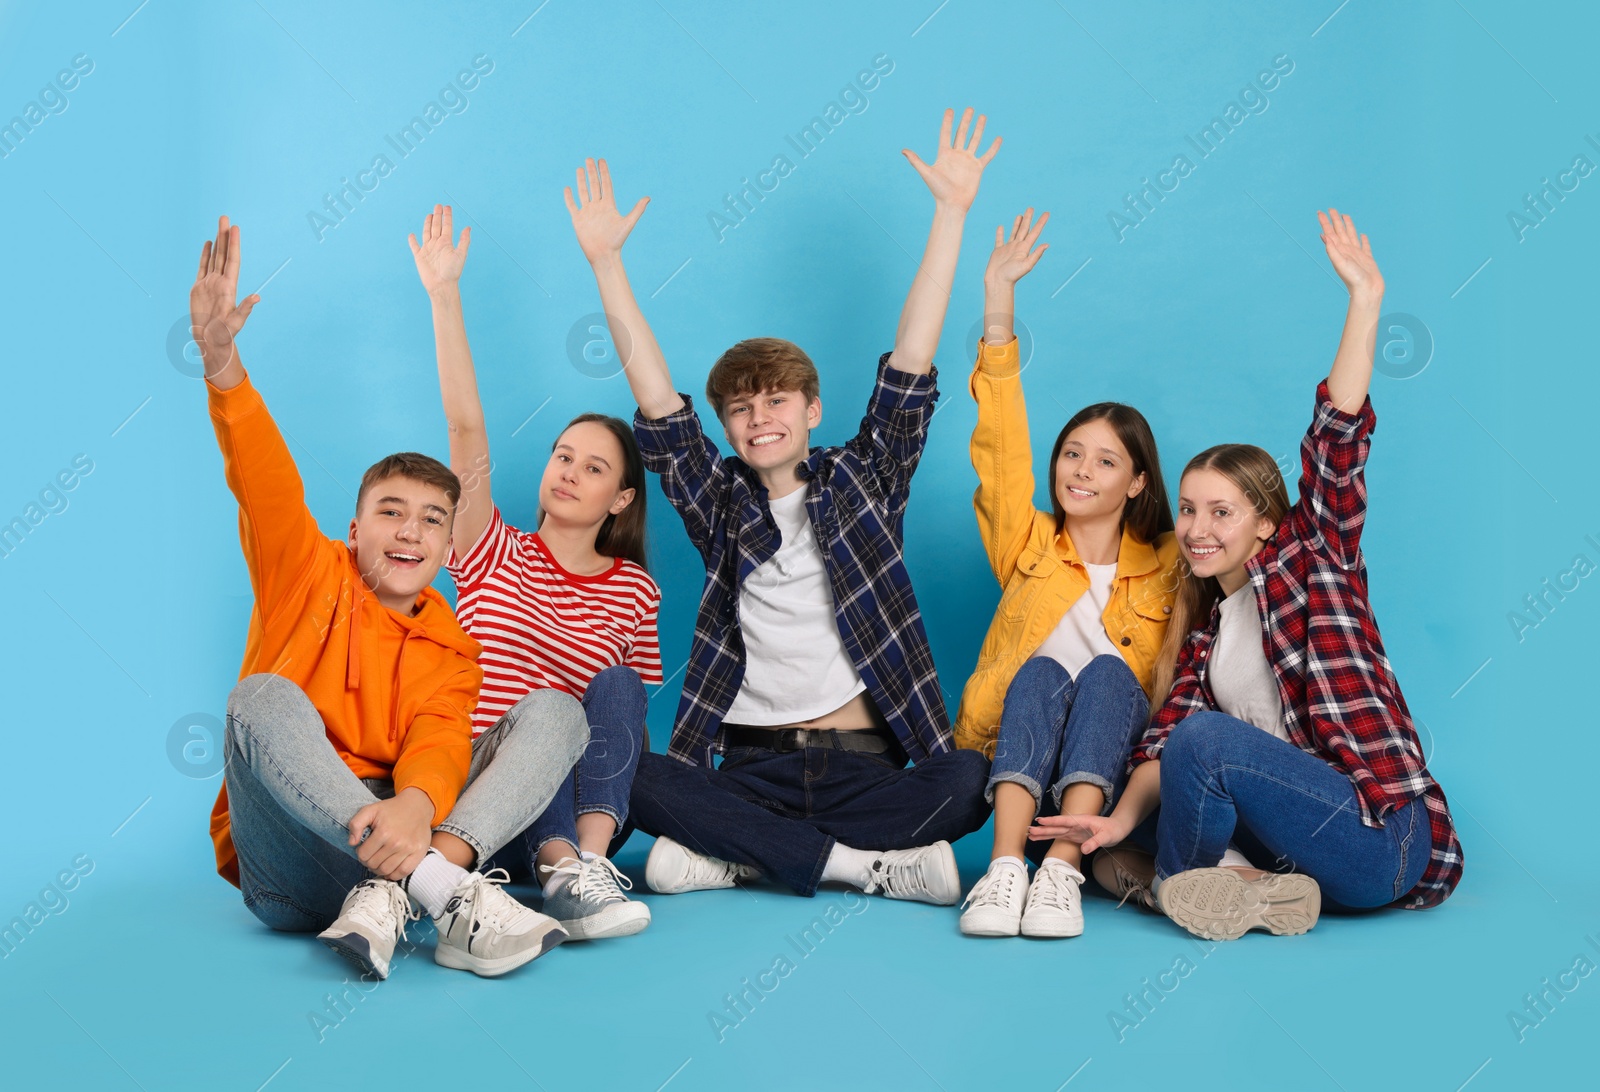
[731,406,747,416]
[1063,450,1080,460]
[1178,504,1193,515]
[1099,458,1115,468]
[556,453,570,463]
[587,464,602,474]
[426,516,443,526]
[1214,508,1230,519]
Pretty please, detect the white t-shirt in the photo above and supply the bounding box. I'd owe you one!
[1032,562,1124,676]
[722,487,866,724]
[1209,583,1286,741]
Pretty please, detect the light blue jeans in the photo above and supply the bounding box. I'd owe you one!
[225,673,587,932]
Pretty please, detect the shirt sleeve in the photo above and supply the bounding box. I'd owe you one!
[625,579,665,686]
[1285,378,1376,570]
[633,396,726,562]
[968,338,1039,587]
[447,504,515,591]
[207,372,322,625]
[1130,631,1211,767]
[391,662,480,825]
[842,353,940,523]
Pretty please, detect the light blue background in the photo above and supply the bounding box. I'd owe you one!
[1,1,1594,1089]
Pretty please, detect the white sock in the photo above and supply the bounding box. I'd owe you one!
[989,855,1027,875]
[1037,857,1085,883]
[1219,845,1255,870]
[820,843,879,888]
[404,848,468,919]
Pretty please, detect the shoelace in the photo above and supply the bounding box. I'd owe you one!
[348,880,418,942]
[863,850,928,898]
[682,847,745,889]
[1028,865,1081,913]
[959,864,1023,911]
[1100,851,1157,910]
[459,868,528,933]
[541,856,633,903]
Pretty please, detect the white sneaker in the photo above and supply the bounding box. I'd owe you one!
[861,841,961,906]
[433,868,567,977]
[1020,861,1085,938]
[541,856,652,940]
[645,836,760,894]
[959,861,1028,936]
[317,878,417,980]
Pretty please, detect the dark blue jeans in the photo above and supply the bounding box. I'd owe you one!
[987,655,1148,815]
[487,666,646,876]
[1146,711,1432,910]
[629,743,991,896]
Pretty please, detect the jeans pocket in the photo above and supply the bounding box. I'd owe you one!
[719,746,760,770]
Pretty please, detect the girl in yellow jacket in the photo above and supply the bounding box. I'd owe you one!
[956,210,1181,938]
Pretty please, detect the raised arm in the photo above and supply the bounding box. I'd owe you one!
[980,208,1048,346]
[190,215,258,392]
[888,107,1000,376]
[1318,207,1384,413]
[409,204,492,558]
[566,158,683,420]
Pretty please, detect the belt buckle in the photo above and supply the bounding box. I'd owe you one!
[776,727,805,753]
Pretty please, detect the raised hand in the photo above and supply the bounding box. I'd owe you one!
[985,208,1049,287]
[1318,207,1383,302]
[408,204,470,295]
[901,107,1000,212]
[189,215,259,380]
[564,157,649,265]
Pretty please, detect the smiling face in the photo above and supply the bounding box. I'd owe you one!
[1052,417,1147,526]
[720,388,821,477]
[1176,466,1278,594]
[347,475,455,614]
[539,420,636,531]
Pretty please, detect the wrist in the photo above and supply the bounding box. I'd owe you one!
[427,284,463,306]
[588,250,624,274]
[1348,285,1384,311]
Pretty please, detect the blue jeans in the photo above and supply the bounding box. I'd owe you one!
[987,655,1148,816]
[1147,711,1433,910]
[629,743,992,896]
[487,666,647,876]
[224,674,588,932]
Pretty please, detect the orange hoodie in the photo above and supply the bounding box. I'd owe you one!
[206,371,482,887]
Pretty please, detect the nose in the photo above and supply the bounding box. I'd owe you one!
[396,518,421,543]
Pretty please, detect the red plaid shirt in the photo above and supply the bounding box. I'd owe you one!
[1132,380,1462,909]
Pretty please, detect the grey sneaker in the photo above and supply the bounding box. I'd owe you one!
[1091,845,1159,912]
[540,856,652,940]
[861,841,961,906]
[317,878,417,980]
[1157,866,1321,941]
[645,836,760,894]
[433,868,567,976]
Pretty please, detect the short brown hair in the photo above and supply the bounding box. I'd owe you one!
[356,452,461,514]
[705,338,820,419]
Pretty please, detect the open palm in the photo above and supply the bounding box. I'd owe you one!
[565,158,649,264]
[189,215,258,376]
[1318,207,1383,299]
[986,207,1049,286]
[408,204,470,292]
[903,107,1000,211]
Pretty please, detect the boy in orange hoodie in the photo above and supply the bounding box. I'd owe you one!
[192,216,589,979]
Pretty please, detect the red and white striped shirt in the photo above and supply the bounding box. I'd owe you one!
[447,505,663,736]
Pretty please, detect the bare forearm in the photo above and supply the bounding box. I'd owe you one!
[1327,290,1382,414]
[429,287,486,431]
[203,343,246,392]
[981,275,1016,346]
[890,204,967,374]
[1112,760,1162,831]
[589,253,683,419]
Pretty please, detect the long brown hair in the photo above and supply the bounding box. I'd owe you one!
[1149,444,1291,707]
[539,413,650,572]
[1047,403,1174,545]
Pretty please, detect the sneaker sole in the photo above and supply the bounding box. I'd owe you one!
[1157,868,1320,941]
[958,912,1021,937]
[434,922,568,977]
[644,839,744,894]
[1019,912,1084,938]
[558,903,652,941]
[318,930,389,980]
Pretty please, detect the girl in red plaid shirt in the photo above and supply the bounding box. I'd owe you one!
[1034,209,1462,941]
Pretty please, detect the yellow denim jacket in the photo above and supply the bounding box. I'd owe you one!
[953,338,1182,758]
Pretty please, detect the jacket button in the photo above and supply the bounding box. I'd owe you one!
[1120,636,1132,646]
[1163,606,1171,614]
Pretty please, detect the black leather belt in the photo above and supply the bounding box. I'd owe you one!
[722,725,893,755]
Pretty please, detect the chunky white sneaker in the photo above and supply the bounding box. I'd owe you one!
[861,841,961,906]
[1157,866,1321,942]
[1091,845,1159,912]
[1020,860,1085,937]
[645,836,759,894]
[433,868,567,977]
[317,878,417,980]
[541,856,652,940]
[959,861,1028,936]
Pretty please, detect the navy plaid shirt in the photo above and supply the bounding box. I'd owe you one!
[1131,380,1463,910]
[634,353,952,767]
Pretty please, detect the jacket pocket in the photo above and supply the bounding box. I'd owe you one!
[999,546,1056,623]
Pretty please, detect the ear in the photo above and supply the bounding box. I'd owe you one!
[1255,513,1277,543]
[806,396,822,430]
[1126,471,1147,500]
[347,518,359,550]
[610,487,636,516]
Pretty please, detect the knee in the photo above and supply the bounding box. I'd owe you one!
[586,665,647,707]
[508,689,590,760]
[225,674,311,745]
[1075,654,1137,693]
[1002,657,1071,708]
[1161,711,1236,774]
[947,748,993,795]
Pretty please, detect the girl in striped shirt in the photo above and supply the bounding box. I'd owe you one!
[410,204,662,941]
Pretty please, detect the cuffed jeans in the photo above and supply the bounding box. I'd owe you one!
[486,665,647,876]
[1145,711,1433,910]
[225,673,587,932]
[629,742,991,896]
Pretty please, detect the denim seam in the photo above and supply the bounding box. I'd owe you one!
[431,822,488,865]
[1049,772,1114,814]
[986,771,1043,809]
